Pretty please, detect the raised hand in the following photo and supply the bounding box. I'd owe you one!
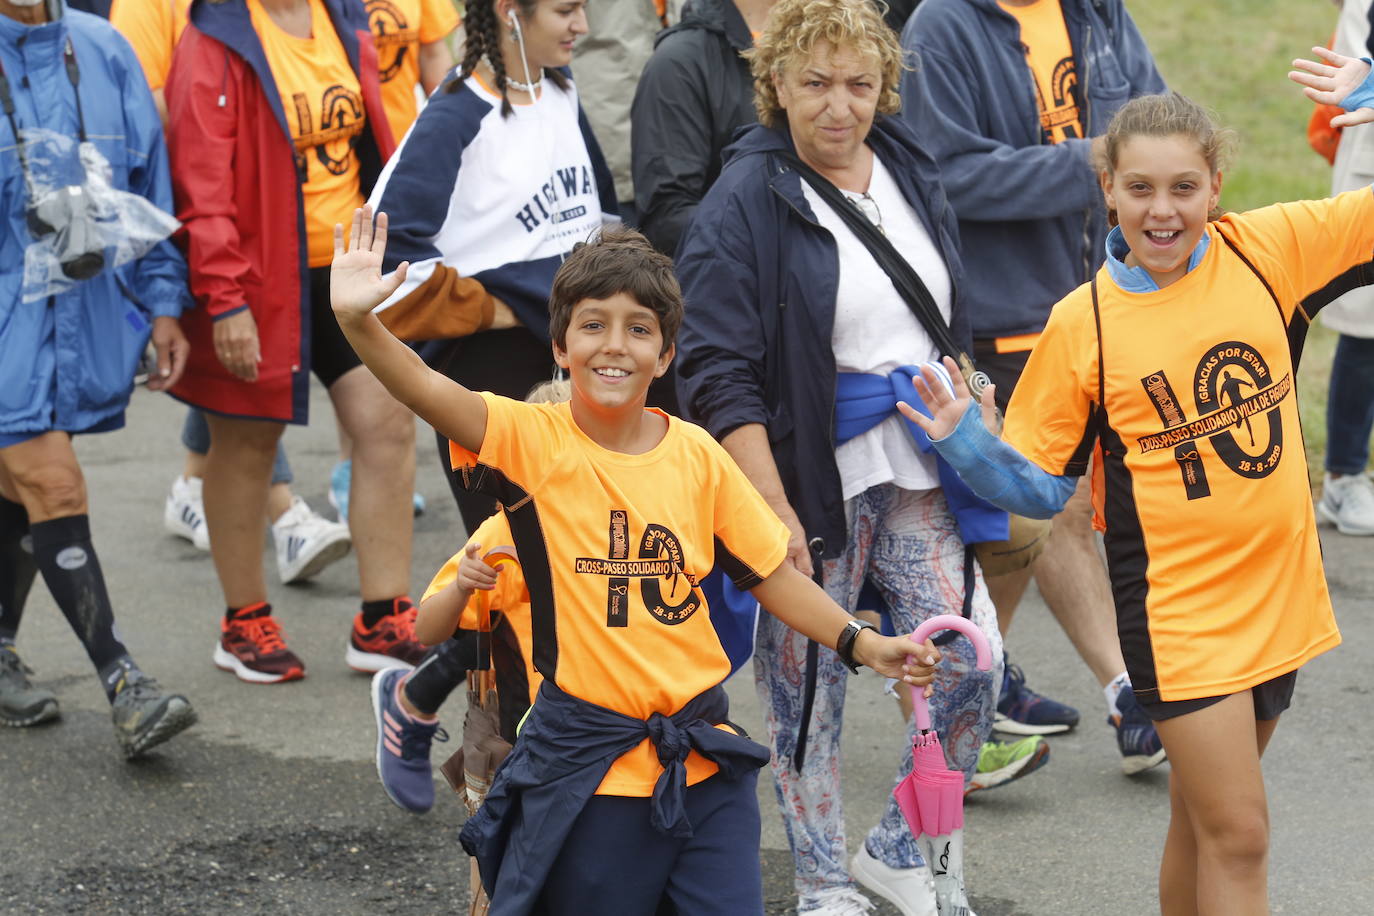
[1290,46,1374,128]
[331,206,409,324]
[897,356,998,442]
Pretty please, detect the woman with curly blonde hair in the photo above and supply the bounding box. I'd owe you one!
[676,0,1011,912]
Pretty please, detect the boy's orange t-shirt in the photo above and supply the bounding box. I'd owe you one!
[365,0,459,139]
[110,0,191,91]
[248,0,367,267]
[422,511,541,706]
[1002,189,1374,703]
[1000,0,1083,143]
[450,395,790,796]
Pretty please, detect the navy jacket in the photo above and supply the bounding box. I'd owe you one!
[459,679,768,915]
[900,0,1164,338]
[675,119,969,560]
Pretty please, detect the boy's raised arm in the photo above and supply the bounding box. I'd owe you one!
[330,207,488,454]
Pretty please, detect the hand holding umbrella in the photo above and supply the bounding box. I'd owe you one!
[892,614,994,916]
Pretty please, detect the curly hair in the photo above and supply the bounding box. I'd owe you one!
[447,0,569,117]
[745,0,906,128]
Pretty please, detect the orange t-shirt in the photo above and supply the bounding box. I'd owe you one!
[450,395,789,796]
[1003,189,1374,703]
[110,0,191,91]
[248,0,367,267]
[365,0,459,139]
[1001,0,1083,143]
[422,512,541,706]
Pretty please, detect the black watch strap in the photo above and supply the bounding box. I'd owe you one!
[835,619,877,674]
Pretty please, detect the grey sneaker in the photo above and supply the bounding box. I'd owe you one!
[0,643,60,727]
[1317,473,1374,536]
[110,669,197,758]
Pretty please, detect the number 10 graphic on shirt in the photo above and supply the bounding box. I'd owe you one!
[574,511,703,626]
[1136,341,1291,499]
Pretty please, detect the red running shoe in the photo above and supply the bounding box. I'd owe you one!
[213,607,305,684]
[346,599,426,672]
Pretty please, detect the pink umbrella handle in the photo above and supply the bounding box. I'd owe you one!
[909,614,993,733]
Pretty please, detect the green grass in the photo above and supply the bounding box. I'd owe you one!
[1131,0,1353,481]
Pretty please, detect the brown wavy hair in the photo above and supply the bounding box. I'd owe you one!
[745,0,906,129]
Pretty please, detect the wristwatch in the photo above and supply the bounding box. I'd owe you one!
[835,619,877,674]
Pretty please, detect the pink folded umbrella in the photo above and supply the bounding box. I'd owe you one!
[893,614,993,916]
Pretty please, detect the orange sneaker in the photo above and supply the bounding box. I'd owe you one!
[346,599,426,672]
[213,606,305,684]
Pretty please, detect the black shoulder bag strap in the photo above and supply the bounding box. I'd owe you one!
[775,149,990,398]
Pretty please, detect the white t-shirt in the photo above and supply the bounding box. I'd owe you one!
[372,74,610,309]
[801,155,952,501]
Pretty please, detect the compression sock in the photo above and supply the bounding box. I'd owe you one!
[1104,671,1131,718]
[97,654,147,703]
[29,515,130,680]
[361,596,409,629]
[401,636,471,717]
[0,496,37,642]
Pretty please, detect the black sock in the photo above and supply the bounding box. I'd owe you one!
[29,515,129,677]
[361,596,411,629]
[401,635,471,716]
[0,496,37,642]
[226,601,271,623]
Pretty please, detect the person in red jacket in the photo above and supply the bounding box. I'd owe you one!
[165,0,423,683]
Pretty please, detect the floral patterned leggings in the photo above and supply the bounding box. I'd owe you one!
[754,484,1003,910]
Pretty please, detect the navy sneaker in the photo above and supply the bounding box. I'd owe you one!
[370,667,446,813]
[1111,688,1167,775]
[995,660,1080,735]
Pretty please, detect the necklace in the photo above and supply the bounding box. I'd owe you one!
[483,56,542,94]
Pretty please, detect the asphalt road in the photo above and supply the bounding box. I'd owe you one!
[3,384,1371,915]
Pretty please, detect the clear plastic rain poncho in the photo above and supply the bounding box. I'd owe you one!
[17,127,179,302]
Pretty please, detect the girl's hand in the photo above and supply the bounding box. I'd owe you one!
[897,356,998,441]
[855,632,942,685]
[455,542,501,591]
[213,309,260,382]
[331,206,409,325]
[1290,46,1374,128]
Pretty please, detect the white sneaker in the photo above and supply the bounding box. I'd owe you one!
[803,886,876,916]
[1317,473,1374,536]
[271,497,352,584]
[163,475,210,551]
[850,845,938,916]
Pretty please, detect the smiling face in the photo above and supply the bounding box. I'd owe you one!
[553,293,674,414]
[773,41,881,177]
[500,0,588,71]
[1102,133,1222,289]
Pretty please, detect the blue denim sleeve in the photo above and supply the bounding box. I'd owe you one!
[1340,58,1374,111]
[929,403,1077,519]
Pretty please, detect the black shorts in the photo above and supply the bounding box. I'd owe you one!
[971,340,1032,413]
[308,265,363,389]
[1137,671,1298,722]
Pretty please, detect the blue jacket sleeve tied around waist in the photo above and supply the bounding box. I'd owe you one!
[834,367,1009,544]
[458,679,770,915]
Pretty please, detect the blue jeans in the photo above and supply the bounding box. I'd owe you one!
[180,409,292,486]
[1325,334,1374,475]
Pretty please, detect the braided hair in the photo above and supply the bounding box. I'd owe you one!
[448,0,570,117]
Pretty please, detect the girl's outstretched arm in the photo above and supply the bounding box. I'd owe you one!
[331,206,488,454]
[899,357,1077,519]
[1291,46,1374,128]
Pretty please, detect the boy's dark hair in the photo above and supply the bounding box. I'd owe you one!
[548,226,683,355]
